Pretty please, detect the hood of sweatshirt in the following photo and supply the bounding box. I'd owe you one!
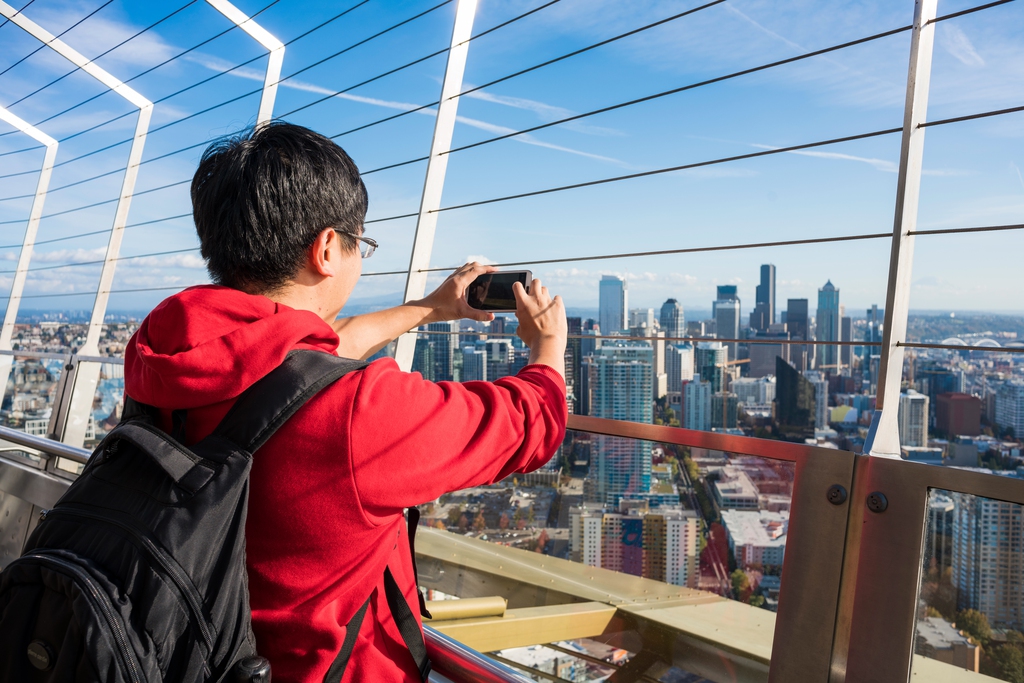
[124,285,340,409]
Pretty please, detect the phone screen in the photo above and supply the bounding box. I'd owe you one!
[467,271,531,311]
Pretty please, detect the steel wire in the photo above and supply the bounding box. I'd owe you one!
[0,0,114,80]
[329,0,727,140]
[0,0,37,32]
[0,247,198,274]
[417,328,881,348]
[2,1,200,111]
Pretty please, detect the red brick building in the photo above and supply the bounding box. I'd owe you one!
[936,393,981,437]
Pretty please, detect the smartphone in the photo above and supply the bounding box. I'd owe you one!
[467,270,532,312]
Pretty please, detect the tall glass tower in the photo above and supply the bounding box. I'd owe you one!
[817,280,840,370]
[599,275,627,335]
[592,342,653,505]
[751,264,775,331]
[659,298,684,339]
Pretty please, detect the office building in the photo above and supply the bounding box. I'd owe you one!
[426,320,458,381]
[816,281,840,371]
[592,343,653,505]
[750,264,775,332]
[732,376,776,405]
[683,376,711,432]
[629,308,655,333]
[664,343,694,395]
[714,287,740,361]
[721,509,789,570]
[804,371,829,430]
[995,381,1024,437]
[840,316,852,368]
[695,341,727,394]
[952,491,1024,629]
[599,275,628,335]
[926,491,955,575]
[461,346,487,382]
[660,299,684,339]
[711,391,739,429]
[786,298,811,371]
[412,337,436,382]
[863,304,883,360]
[485,339,514,381]
[566,317,583,415]
[571,505,700,587]
[936,393,981,437]
[774,357,816,441]
[749,325,790,378]
[899,390,929,447]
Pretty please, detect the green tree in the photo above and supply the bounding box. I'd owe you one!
[749,594,765,608]
[730,569,750,601]
[989,645,1024,683]
[955,609,992,644]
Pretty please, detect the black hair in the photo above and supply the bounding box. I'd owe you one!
[191,122,368,294]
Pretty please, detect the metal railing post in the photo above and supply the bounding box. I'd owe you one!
[393,0,479,372]
[0,1,155,447]
[206,0,285,125]
[863,0,937,459]
[0,106,57,399]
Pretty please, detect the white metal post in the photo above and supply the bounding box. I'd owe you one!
[0,107,58,397]
[0,1,155,448]
[393,0,479,372]
[206,0,285,124]
[864,0,938,458]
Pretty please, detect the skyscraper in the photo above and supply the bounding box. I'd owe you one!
[840,316,852,368]
[817,280,840,371]
[786,299,810,372]
[660,299,684,339]
[750,264,775,331]
[665,343,694,395]
[426,320,458,381]
[683,376,711,431]
[774,357,815,441]
[412,337,436,382]
[863,304,883,360]
[566,317,583,415]
[695,341,727,394]
[592,343,653,505]
[898,390,929,447]
[952,492,1024,628]
[599,275,627,335]
[714,286,740,362]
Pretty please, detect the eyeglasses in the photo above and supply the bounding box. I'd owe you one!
[334,229,377,259]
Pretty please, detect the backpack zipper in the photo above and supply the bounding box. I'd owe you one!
[42,505,216,654]
[23,552,143,683]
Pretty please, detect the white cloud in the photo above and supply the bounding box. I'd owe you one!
[464,254,497,265]
[940,25,985,68]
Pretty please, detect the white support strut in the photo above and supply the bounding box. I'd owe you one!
[206,0,285,125]
[393,0,479,372]
[0,1,154,448]
[864,0,938,459]
[0,107,58,396]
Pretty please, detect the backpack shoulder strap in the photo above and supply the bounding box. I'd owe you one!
[211,350,368,454]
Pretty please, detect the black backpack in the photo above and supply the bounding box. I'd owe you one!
[0,350,430,683]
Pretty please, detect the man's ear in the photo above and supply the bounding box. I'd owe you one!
[309,227,336,277]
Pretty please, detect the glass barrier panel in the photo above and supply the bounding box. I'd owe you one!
[88,360,125,447]
[913,488,1024,682]
[0,354,66,465]
[420,428,795,682]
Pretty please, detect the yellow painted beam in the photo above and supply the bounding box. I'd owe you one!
[428,601,618,653]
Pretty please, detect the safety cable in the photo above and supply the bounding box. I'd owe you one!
[0,0,284,141]
[0,0,450,172]
[329,0,726,140]
[898,341,1024,354]
[0,0,114,80]
[0,283,207,299]
[0,0,36,31]
[417,328,882,348]
[363,126,903,224]
[2,1,200,111]
[0,247,198,274]
[336,0,1012,153]
[4,0,560,191]
[279,0,562,119]
[0,213,194,250]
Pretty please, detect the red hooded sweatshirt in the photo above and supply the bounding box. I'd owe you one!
[124,285,567,682]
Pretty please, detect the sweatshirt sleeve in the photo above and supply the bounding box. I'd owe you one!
[349,359,567,523]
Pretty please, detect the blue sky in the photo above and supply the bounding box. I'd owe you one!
[0,0,1021,321]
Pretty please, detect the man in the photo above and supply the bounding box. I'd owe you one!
[124,123,568,681]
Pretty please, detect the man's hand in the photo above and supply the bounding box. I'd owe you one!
[513,278,567,379]
[418,262,498,324]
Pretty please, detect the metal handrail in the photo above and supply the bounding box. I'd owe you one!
[0,424,91,464]
[425,627,531,683]
[567,414,843,463]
